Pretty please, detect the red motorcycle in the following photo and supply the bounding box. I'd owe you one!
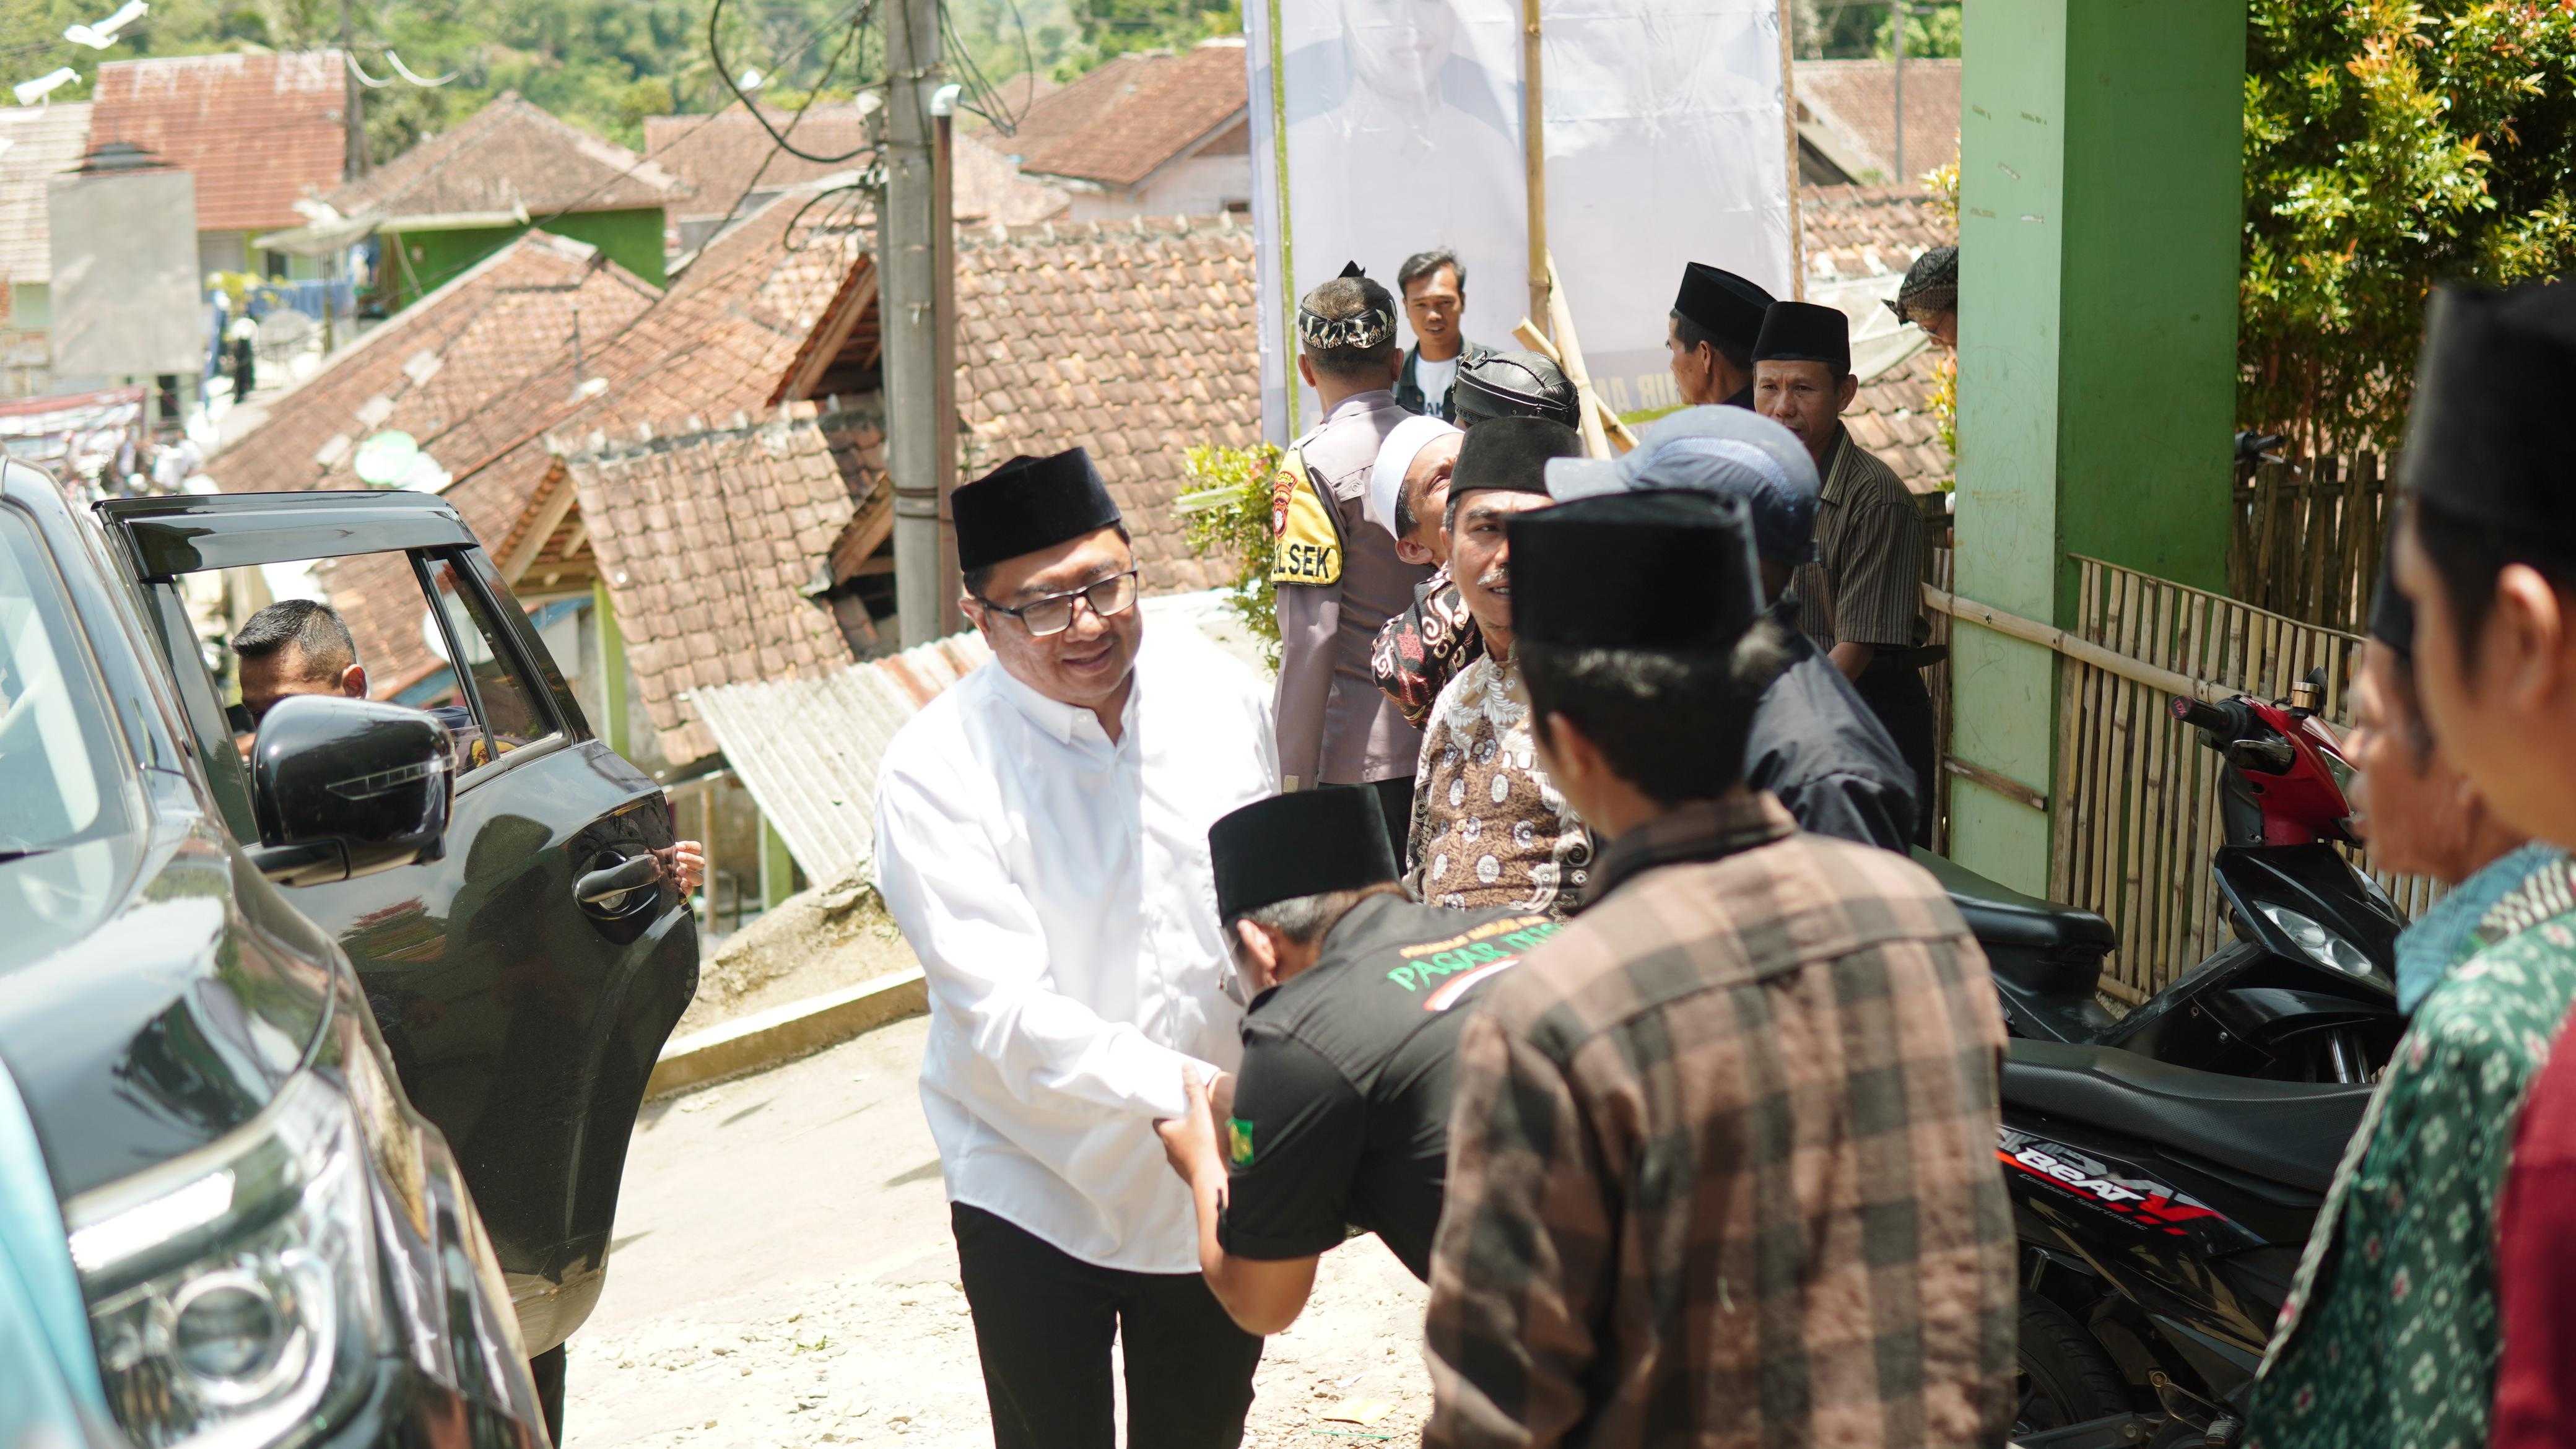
[1920,677,2404,1082]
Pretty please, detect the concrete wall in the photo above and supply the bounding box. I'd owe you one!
[1946,0,2244,892]
[50,167,204,378]
[1058,120,1254,223]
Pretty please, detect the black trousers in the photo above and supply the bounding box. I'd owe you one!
[1854,656,1939,847]
[951,1203,1263,1449]
[1368,775,1416,866]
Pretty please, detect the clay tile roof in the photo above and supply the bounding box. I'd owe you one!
[328,93,689,220]
[643,106,1066,227]
[206,231,659,499]
[1798,183,1957,495]
[1794,58,1962,186]
[954,211,1261,595]
[89,51,347,233]
[643,105,872,220]
[291,185,877,703]
[566,406,887,762]
[0,102,92,285]
[1004,42,1247,189]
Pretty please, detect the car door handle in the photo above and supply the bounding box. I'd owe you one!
[574,853,662,909]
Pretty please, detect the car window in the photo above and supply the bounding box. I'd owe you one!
[0,510,126,853]
[165,547,567,846]
[414,555,554,768]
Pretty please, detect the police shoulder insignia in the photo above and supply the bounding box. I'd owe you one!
[1270,456,1342,588]
[1227,1116,1256,1168]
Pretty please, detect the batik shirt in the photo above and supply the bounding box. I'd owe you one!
[1370,566,1485,731]
[1406,651,1591,918]
[2244,856,2576,1449]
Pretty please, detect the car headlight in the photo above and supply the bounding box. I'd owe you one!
[2254,900,2376,978]
[68,1071,388,1449]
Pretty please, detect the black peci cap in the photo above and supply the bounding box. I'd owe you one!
[2368,550,2414,658]
[2399,280,2576,559]
[952,448,1123,575]
[1208,788,1399,922]
[1674,263,1774,353]
[1453,416,1583,501]
[1507,490,1764,651]
[1752,300,1851,375]
[1453,350,1580,429]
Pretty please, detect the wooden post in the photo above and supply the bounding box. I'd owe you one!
[1521,0,1550,337]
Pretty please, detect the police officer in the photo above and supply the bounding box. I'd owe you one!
[1273,263,1434,855]
[1151,787,1562,1333]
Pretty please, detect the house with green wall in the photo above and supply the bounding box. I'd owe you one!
[258,93,690,313]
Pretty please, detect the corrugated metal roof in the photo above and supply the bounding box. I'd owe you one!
[687,632,992,886]
[688,591,1269,884]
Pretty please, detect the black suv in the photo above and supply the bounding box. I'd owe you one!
[1,461,699,1445]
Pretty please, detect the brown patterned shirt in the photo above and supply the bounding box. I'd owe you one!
[1406,651,1592,918]
[1422,792,2017,1449]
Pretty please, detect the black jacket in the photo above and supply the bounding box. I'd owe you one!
[1745,599,1920,850]
[1395,340,1493,421]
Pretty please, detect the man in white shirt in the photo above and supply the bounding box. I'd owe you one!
[873,446,1279,1449]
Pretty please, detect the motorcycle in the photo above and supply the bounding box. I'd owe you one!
[1918,679,2408,1082]
[1995,1038,2374,1447]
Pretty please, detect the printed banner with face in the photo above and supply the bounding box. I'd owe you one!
[1244,0,1795,443]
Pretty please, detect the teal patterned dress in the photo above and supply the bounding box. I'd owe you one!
[2245,858,2576,1449]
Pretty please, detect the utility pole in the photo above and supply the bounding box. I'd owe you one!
[884,0,959,647]
[339,0,365,178]
[1890,0,1907,185]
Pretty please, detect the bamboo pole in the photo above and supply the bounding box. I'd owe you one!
[1777,0,1803,298]
[1522,0,1550,338]
[1542,253,1615,459]
[1512,317,1640,451]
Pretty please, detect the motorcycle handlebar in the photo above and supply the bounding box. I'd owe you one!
[2170,697,2236,734]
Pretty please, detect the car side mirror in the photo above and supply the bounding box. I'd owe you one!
[245,695,453,886]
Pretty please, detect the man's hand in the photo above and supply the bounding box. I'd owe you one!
[1155,1069,1226,1188]
[655,840,707,895]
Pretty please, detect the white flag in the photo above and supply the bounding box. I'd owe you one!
[1244,0,1795,441]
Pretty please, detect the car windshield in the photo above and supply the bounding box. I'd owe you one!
[0,509,123,856]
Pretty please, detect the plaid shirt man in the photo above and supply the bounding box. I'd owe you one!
[1421,791,2016,1448]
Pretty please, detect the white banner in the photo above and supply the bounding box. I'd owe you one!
[1244,0,1795,443]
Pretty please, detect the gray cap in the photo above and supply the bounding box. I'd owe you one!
[1544,406,1821,565]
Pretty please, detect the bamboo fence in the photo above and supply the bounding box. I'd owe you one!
[2227,451,2393,633]
[2015,557,2439,1002]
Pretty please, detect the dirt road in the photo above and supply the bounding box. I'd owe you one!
[564,1016,1434,1447]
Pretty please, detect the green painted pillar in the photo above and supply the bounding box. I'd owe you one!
[593,580,630,759]
[1947,0,2244,894]
[760,819,797,910]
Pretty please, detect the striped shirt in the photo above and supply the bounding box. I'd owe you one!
[1421,791,2017,1448]
[1794,427,1928,652]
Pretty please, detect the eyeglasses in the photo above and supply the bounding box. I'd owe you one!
[977,569,1140,638]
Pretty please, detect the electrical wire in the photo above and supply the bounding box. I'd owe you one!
[371,0,877,306]
[702,2,875,243]
[710,0,877,165]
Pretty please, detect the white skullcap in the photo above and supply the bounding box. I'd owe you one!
[1364,415,1462,537]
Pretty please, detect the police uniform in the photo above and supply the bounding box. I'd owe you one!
[1222,893,1560,1281]
[1273,385,1432,834]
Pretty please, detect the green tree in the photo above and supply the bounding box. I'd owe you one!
[1177,442,1282,665]
[1064,0,1234,71]
[2242,0,2576,453]
[1873,2,1960,59]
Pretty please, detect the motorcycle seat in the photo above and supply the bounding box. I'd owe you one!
[2000,1040,2372,1195]
[1912,850,2117,993]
